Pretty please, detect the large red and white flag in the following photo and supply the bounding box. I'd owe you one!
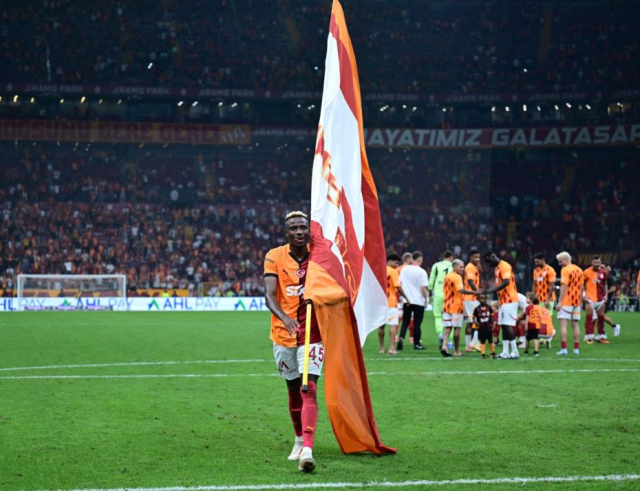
[306,0,395,455]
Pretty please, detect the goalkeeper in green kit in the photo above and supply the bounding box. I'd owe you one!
[428,250,455,349]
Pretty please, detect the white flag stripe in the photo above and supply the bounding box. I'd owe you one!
[311,19,387,343]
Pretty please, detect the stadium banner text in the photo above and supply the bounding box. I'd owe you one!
[3,120,638,149]
[0,297,269,312]
[4,81,640,103]
[254,125,640,148]
[0,120,250,146]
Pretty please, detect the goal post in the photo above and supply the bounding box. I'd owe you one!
[17,274,127,298]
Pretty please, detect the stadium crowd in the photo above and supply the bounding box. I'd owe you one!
[1,0,639,95]
[1,142,639,299]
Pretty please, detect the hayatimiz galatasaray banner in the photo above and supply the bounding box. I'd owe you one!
[363,124,640,148]
[254,124,640,149]
[305,1,395,455]
[0,119,250,145]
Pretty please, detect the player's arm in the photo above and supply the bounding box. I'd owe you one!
[460,287,482,296]
[483,278,509,295]
[396,285,407,302]
[264,276,299,335]
[468,279,480,292]
[556,283,567,311]
[427,264,437,291]
[420,285,429,306]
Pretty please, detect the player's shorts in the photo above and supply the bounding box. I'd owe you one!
[397,302,405,320]
[464,300,480,323]
[526,329,539,341]
[387,307,399,326]
[557,305,581,320]
[273,342,324,381]
[478,324,493,343]
[539,324,555,338]
[443,312,464,328]
[517,293,528,312]
[498,302,518,327]
[586,299,605,312]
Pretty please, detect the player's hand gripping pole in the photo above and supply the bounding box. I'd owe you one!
[301,301,313,393]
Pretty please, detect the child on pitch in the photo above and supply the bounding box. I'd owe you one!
[473,293,496,359]
[516,292,541,356]
[490,301,500,345]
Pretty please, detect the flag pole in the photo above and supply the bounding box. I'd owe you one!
[301,301,313,392]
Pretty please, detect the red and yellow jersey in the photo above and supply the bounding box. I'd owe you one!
[264,244,320,348]
[637,270,640,293]
[560,264,584,307]
[473,304,493,329]
[386,265,401,308]
[463,263,480,301]
[533,265,557,303]
[583,266,608,302]
[525,304,542,330]
[495,261,518,305]
[443,272,464,314]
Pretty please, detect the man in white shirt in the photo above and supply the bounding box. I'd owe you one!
[397,251,430,351]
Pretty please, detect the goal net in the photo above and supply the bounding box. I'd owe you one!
[17,274,127,298]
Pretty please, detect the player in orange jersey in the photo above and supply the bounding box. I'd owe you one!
[463,249,482,352]
[378,254,406,355]
[483,252,520,359]
[441,259,482,357]
[532,253,557,309]
[583,256,620,344]
[516,293,542,356]
[555,251,584,356]
[264,211,321,472]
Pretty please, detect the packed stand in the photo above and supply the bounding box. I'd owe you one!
[1,0,639,96]
[1,142,639,297]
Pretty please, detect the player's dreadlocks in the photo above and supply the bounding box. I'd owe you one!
[284,211,309,223]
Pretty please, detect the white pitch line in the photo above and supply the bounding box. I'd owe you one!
[34,473,640,491]
[1,356,639,373]
[1,368,638,380]
[0,359,269,372]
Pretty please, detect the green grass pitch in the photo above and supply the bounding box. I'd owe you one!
[0,311,639,490]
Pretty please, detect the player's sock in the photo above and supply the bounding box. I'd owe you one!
[300,381,318,448]
[489,342,495,354]
[288,388,303,437]
[561,341,567,349]
[510,340,519,354]
[574,341,580,350]
[597,315,605,335]
[501,340,509,355]
[585,316,593,336]
[465,334,471,348]
[480,342,486,355]
[472,331,479,345]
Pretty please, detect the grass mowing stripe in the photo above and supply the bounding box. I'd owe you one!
[2,368,639,380]
[34,473,640,491]
[1,356,639,372]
